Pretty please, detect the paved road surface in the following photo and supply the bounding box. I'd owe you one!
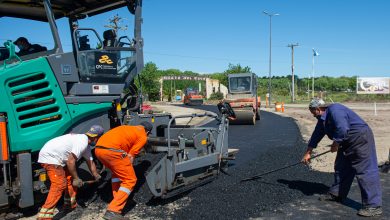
[174,104,389,219]
[20,104,388,219]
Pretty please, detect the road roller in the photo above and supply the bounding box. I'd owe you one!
[224,73,260,125]
[183,88,204,106]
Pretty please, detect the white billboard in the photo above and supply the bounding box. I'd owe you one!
[357,77,389,94]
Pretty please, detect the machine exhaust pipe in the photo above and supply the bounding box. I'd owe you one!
[0,114,10,193]
[0,114,10,162]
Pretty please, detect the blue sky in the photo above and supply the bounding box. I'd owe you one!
[141,0,390,78]
[2,0,390,78]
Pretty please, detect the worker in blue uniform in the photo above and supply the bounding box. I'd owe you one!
[301,98,382,217]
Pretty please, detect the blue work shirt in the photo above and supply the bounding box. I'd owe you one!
[308,103,368,148]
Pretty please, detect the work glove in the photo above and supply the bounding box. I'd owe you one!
[72,178,84,188]
[94,173,102,182]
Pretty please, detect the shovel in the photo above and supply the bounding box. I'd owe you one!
[241,150,332,182]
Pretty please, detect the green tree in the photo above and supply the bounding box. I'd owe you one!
[209,63,252,87]
[209,72,226,86]
[316,76,331,91]
[209,92,224,100]
[138,62,161,101]
[225,63,252,74]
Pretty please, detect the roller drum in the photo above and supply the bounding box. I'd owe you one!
[229,110,255,125]
[188,99,203,106]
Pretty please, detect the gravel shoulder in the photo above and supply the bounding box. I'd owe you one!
[267,102,390,172]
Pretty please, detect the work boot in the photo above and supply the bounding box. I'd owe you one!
[103,210,127,220]
[63,196,77,209]
[318,193,343,202]
[62,203,77,212]
[37,207,55,220]
[357,207,382,217]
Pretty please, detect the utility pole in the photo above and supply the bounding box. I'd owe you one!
[287,43,299,102]
[170,79,172,102]
[105,14,128,34]
[307,75,310,100]
[173,79,176,101]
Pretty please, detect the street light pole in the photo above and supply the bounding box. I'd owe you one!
[312,54,315,98]
[311,48,319,98]
[263,11,279,107]
[287,43,299,102]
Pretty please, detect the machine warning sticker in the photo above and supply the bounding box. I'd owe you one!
[92,85,109,94]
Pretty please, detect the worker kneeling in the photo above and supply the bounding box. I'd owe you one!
[37,125,104,220]
[95,122,153,220]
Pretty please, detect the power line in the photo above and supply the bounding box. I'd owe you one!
[144,51,266,63]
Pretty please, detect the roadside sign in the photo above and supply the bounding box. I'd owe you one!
[162,76,207,81]
[357,77,389,94]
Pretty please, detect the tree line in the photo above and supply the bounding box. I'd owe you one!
[137,62,388,102]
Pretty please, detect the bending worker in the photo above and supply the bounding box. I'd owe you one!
[301,98,382,217]
[37,125,104,219]
[95,121,153,220]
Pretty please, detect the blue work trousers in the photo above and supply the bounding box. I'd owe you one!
[329,127,382,207]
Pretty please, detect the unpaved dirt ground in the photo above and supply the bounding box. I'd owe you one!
[269,102,390,172]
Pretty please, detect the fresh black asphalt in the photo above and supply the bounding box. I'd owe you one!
[59,104,389,219]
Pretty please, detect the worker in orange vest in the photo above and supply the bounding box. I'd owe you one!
[37,125,104,219]
[95,121,153,220]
